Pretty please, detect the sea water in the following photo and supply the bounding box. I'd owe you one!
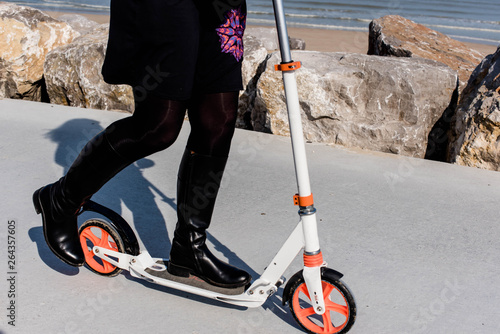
[3,0,500,45]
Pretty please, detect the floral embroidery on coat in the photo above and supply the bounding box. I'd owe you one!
[215,8,246,61]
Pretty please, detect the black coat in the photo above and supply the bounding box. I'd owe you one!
[102,0,247,100]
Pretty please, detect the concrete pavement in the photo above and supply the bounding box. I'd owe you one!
[1,98,499,333]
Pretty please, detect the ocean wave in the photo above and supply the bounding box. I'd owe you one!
[248,10,273,16]
[427,23,500,34]
[13,0,110,11]
[284,0,390,12]
[285,12,370,22]
[448,34,500,44]
[248,9,499,39]
[286,13,319,19]
[249,10,373,23]
[247,18,368,31]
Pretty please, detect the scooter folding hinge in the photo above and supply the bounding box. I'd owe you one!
[293,193,314,207]
[275,61,302,72]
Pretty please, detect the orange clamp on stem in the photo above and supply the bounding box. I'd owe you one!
[274,61,302,72]
[303,252,324,267]
[293,193,314,207]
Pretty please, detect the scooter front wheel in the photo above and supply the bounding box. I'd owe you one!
[289,275,356,334]
[79,218,125,277]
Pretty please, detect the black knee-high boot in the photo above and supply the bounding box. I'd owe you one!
[168,149,251,288]
[33,132,131,266]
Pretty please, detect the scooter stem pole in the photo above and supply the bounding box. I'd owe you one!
[272,0,311,198]
[272,0,318,253]
[272,0,292,62]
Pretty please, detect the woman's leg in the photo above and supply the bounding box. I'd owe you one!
[33,94,187,266]
[168,91,251,288]
[185,91,239,157]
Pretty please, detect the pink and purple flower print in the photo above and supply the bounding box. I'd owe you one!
[215,7,246,61]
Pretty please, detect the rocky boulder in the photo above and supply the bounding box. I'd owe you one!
[241,33,270,90]
[239,34,269,127]
[44,24,134,112]
[0,58,16,98]
[242,51,458,158]
[241,27,305,87]
[239,28,306,128]
[448,46,500,171]
[368,15,485,93]
[56,13,99,35]
[245,27,306,51]
[0,3,79,100]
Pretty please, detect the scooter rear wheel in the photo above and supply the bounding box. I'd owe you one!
[289,276,356,334]
[79,218,125,277]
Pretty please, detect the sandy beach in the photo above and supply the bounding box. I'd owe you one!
[46,11,497,56]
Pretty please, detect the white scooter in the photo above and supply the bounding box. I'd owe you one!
[78,0,356,332]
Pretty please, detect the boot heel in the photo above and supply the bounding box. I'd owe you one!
[167,262,191,278]
[33,188,42,214]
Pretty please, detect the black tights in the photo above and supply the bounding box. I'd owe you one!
[104,91,239,162]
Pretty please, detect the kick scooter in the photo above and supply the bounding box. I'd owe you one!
[77,0,357,332]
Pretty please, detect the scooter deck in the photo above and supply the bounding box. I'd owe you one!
[144,261,246,296]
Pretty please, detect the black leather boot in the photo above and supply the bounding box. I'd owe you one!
[168,149,251,288]
[33,132,130,266]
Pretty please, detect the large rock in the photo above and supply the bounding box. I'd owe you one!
[243,51,458,158]
[44,24,134,112]
[241,27,305,88]
[0,58,16,98]
[245,27,306,51]
[368,15,485,93]
[0,3,79,100]
[241,34,269,92]
[238,28,305,128]
[239,33,272,128]
[448,47,500,171]
[56,13,99,35]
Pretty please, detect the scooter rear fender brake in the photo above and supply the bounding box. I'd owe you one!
[81,200,140,256]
